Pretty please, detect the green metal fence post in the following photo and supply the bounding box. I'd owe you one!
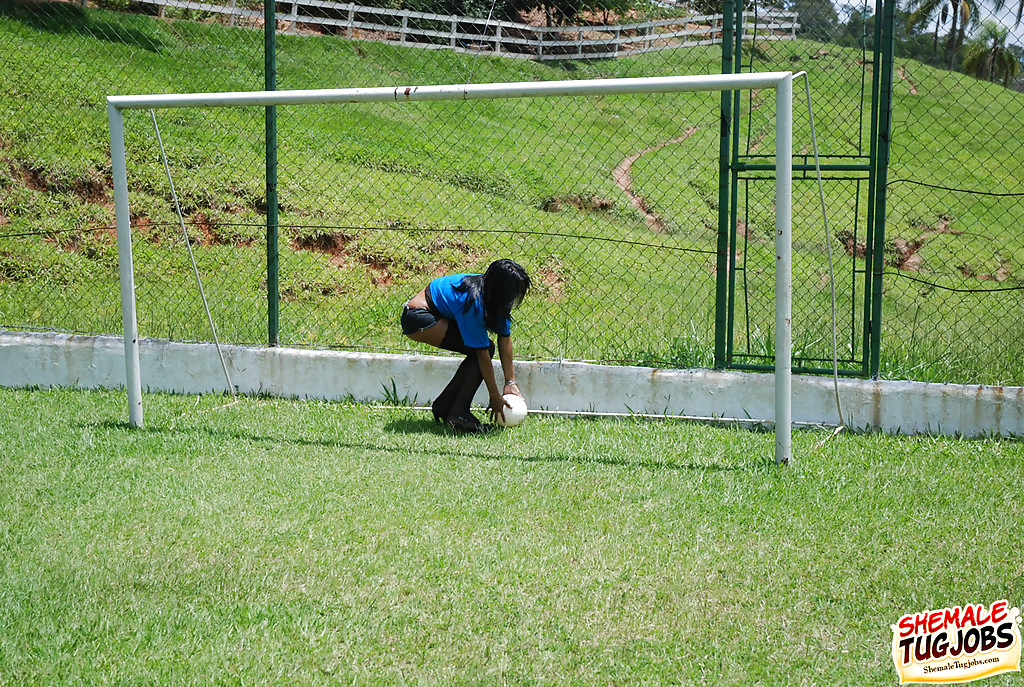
[714,0,736,369]
[864,0,895,377]
[726,0,744,371]
[265,0,280,347]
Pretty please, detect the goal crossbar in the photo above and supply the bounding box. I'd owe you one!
[108,71,794,463]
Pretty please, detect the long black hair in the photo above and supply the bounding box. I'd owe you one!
[454,259,531,333]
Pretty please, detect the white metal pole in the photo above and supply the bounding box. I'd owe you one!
[774,73,793,464]
[109,103,144,428]
[106,73,795,111]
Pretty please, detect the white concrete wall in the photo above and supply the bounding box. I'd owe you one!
[2,330,1023,436]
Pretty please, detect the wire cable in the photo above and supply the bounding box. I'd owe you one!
[149,109,236,401]
[794,71,845,435]
[465,0,502,84]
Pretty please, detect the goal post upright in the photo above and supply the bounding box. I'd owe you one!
[775,73,793,465]
[108,72,794,463]
[109,101,144,429]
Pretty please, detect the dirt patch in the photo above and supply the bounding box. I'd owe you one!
[887,213,964,271]
[188,212,256,247]
[359,252,396,287]
[836,229,866,259]
[291,229,359,272]
[421,235,474,255]
[747,129,770,154]
[74,172,108,205]
[837,230,925,270]
[960,260,1011,282]
[291,230,356,254]
[132,214,172,245]
[836,213,996,276]
[190,212,218,244]
[857,61,918,96]
[887,236,925,271]
[420,235,485,275]
[15,162,108,205]
[736,219,756,241]
[290,229,399,286]
[281,279,346,301]
[897,66,918,95]
[537,261,567,302]
[541,194,615,213]
[612,127,699,233]
[45,224,116,259]
[17,163,49,193]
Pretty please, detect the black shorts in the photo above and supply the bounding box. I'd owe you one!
[400,304,489,356]
[401,305,437,336]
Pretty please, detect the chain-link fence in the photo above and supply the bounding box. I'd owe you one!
[2,0,1023,385]
[732,0,1024,386]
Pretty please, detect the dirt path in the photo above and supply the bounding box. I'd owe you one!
[897,66,918,95]
[612,126,699,233]
[860,60,919,95]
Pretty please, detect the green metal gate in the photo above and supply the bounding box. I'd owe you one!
[715,0,896,378]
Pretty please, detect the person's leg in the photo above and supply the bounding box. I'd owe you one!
[402,307,493,432]
[446,340,495,430]
[430,355,474,422]
[427,323,486,429]
[402,306,458,420]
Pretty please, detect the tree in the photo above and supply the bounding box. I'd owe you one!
[961,19,1020,86]
[585,0,634,24]
[990,0,1023,28]
[906,0,979,68]
[791,0,840,42]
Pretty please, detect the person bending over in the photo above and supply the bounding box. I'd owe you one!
[401,259,531,433]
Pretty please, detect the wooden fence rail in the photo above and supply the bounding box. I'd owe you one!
[132,0,798,61]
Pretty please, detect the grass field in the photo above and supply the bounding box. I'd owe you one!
[3,3,1024,385]
[1,387,1021,684]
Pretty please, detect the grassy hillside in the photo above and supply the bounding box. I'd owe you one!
[2,1,1024,383]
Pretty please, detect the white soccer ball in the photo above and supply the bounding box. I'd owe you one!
[497,393,528,427]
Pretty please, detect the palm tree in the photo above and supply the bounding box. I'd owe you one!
[907,0,979,67]
[934,2,948,54]
[990,0,1023,28]
[961,20,1020,86]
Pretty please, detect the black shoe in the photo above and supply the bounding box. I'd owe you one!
[443,412,493,434]
[431,395,455,423]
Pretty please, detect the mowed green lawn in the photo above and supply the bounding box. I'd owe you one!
[1,387,1021,685]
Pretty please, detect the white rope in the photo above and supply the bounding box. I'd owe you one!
[793,71,845,436]
[149,109,236,400]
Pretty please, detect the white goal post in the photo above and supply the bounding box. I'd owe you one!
[107,72,794,463]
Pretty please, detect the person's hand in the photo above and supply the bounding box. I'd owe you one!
[503,381,523,398]
[488,390,511,424]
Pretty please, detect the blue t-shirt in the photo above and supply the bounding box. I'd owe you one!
[428,273,511,349]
